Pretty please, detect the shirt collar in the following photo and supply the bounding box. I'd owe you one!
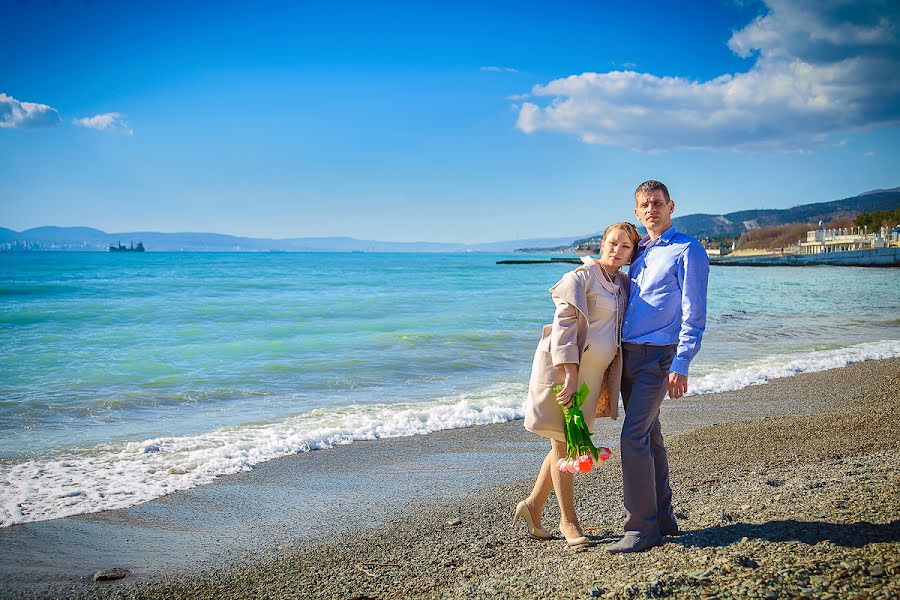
[639,225,678,248]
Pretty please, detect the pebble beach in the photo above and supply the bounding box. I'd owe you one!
[2,358,898,599]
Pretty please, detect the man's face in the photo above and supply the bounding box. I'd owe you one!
[634,189,674,236]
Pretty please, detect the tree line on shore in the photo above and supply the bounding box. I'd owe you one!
[853,207,900,230]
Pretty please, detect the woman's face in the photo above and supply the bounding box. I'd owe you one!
[601,228,635,269]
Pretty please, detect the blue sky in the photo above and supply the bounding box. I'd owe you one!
[2,0,898,243]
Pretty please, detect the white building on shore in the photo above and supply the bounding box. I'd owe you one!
[800,226,900,255]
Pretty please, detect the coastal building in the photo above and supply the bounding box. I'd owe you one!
[799,226,899,255]
[573,237,602,254]
[703,240,735,257]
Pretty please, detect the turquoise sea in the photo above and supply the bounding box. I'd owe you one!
[2,252,899,526]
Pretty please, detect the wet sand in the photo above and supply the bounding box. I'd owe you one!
[1,358,898,599]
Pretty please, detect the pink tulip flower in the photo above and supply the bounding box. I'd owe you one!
[576,455,593,473]
[599,447,612,462]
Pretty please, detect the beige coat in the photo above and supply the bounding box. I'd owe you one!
[524,258,627,440]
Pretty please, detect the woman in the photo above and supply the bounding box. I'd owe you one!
[514,222,641,546]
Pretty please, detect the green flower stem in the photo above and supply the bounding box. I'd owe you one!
[554,383,601,462]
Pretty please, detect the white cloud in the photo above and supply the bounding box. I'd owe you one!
[864,150,875,156]
[73,112,133,135]
[515,0,900,152]
[481,66,519,73]
[0,93,61,129]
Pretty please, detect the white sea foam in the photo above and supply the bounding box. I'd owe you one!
[2,339,899,527]
[689,339,900,396]
[0,383,528,527]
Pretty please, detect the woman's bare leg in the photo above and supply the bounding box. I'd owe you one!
[549,439,583,538]
[524,448,554,529]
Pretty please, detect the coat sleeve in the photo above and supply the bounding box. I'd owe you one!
[549,271,585,366]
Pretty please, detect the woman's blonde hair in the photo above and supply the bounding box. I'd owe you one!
[602,222,642,262]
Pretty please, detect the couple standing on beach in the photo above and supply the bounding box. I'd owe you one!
[518,179,710,552]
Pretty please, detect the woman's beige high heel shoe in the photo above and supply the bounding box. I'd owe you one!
[565,534,590,547]
[560,522,590,547]
[512,500,552,540]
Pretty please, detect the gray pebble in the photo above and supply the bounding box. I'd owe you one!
[93,568,129,582]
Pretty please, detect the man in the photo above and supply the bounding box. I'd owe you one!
[606,180,709,553]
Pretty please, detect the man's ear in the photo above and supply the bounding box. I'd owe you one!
[668,200,675,215]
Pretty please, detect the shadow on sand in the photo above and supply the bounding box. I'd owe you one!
[675,519,900,549]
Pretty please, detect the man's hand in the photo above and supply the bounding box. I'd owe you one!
[667,372,688,399]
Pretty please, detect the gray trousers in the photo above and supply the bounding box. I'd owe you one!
[620,343,678,537]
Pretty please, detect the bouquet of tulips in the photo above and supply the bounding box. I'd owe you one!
[553,382,613,474]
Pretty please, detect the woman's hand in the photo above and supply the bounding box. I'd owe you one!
[555,364,579,408]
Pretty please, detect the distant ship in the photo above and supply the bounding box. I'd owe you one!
[108,241,145,252]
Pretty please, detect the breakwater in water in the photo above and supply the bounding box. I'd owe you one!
[711,247,899,267]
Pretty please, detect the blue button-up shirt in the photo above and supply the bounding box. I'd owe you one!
[622,225,709,376]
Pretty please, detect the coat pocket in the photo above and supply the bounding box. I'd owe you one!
[530,357,563,388]
[537,324,552,352]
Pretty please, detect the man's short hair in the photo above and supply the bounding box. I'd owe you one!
[634,180,671,204]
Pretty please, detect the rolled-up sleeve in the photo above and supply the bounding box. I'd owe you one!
[670,242,710,376]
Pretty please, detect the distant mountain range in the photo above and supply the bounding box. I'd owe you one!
[569,187,900,249]
[0,226,584,253]
[4,187,898,252]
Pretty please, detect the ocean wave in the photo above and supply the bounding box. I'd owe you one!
[2,339,899,528]
[0,384,528,527]
[689,339,900,395]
